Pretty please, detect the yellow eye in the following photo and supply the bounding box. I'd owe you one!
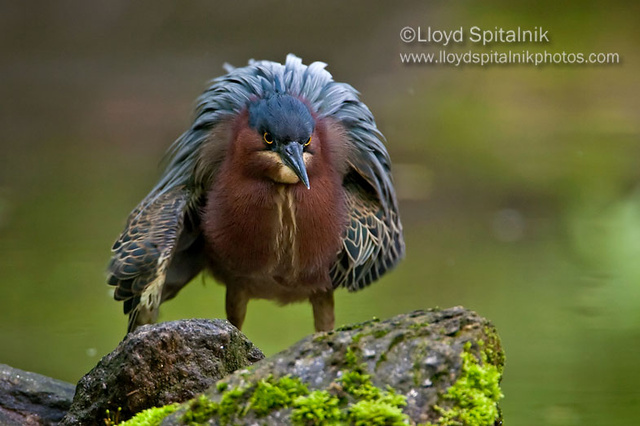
[263,132,273,144]
[304,136,312,146]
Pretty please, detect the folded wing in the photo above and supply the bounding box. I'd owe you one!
[107,186,202,332]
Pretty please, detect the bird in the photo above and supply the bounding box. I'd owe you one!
[107,54,404,334]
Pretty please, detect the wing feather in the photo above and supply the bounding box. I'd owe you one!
[331,178,404,291]
[107,186,195,332]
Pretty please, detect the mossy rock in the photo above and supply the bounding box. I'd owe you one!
[61,319,264,425]
[156,306,504,425]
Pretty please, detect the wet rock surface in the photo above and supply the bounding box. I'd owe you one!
[7,307,504,425]
[0,363,75,425]
[161,306,505,425]
[60,319,264,425]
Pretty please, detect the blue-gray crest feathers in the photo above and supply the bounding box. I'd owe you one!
[248,94,315,143]
[150,54,394,214]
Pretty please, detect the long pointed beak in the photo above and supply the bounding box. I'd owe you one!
[279,142,310,189]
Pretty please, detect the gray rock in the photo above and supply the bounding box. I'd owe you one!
[0,363,75,425]
[161,306,505,425]
[61,319,264,425]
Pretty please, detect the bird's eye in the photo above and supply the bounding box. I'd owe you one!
[263,132,273,144]
[304,136,312,147]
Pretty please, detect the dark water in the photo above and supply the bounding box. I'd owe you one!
[1,2,639,425]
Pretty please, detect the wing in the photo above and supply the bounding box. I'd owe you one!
[330,175,405,291]
[324,79,405,291]
[107,186,203,332]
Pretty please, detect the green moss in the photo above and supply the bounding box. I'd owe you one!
[433,342,503,426]
[335,324,360,332]
[340,369,382,401]
[345,325,390,347]
[181,376,310,424]
[336,317,379,332]
[182,394,219,424]
[218,387,246,423]
[387,332,407,352]
[104,407,122,426]
[352,332,364,344]
[482,327,506,372]
[177,335,431,425]
[409,322,430,331]
[410,340,432,387]
[347,399,408,426]
[181,387,248,425]
[373,329,390,338]
[344,347,359,368]
[376,352,387,366]
[338,353,409,425]
[119,403,179,426]
[313,331,334,343]
[248,375,309,416]
[291,390,342,425]
[382,387,407,408]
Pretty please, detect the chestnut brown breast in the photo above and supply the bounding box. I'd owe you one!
[200,117,348,301]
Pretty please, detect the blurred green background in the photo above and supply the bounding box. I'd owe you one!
[1,1,639,424]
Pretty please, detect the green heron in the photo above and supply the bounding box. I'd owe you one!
[108,54,404,333]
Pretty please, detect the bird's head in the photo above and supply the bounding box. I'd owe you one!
[237,94,316,189]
